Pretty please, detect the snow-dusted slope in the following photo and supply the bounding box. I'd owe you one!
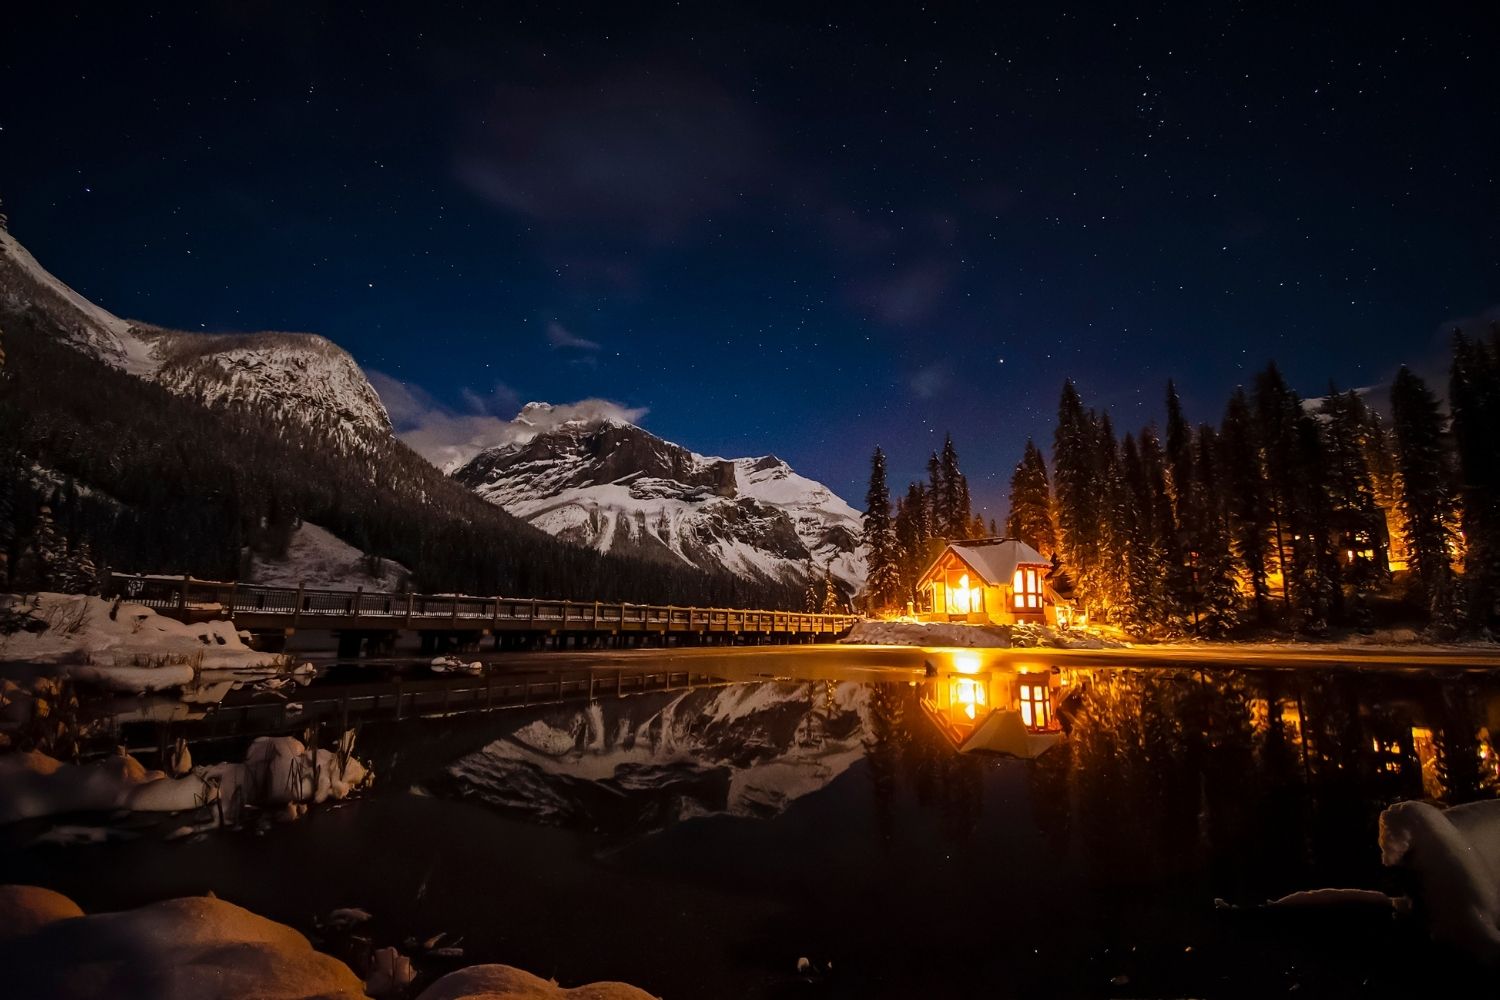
[248,522,409,590]
[0,228,390,448]
[0,228,163,375]
[148,330,391,449]
[454,403,866,591]
[446,680,871,838]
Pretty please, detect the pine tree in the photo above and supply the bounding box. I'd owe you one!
[1053,381,1103,618]
[938,435,968,538]
[1119,433,1165,630]
[1191,424,1242,635]
[1220,389,1273,620]
[60,540,97,594]
[926,452,946,536]
[1450,330,1500,628]
[862,447,901,611]
[29,497,61,591]
[0,452,15,588]
[893,482,930,607]
[1390,366,1460,627]
[821,566,843,614]
[1005,440,1056,557]
[1319,388,1388,592]
[1253,365,1341,628]
[1094,413,1130,619]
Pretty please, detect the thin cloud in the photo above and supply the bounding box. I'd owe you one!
[369,371,645,473]
[910,363,951,399]
[456,71,765,243]
[546,320,601,352]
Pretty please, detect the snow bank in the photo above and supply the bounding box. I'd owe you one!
[417,965,657,1000]
[0,593,305,693]
[842,620,1013,647]
[841,618,1126,649]
[0,885,659,1000]
[0,736,370,827]
[1380,798,1500,960]
[0,886,368,999]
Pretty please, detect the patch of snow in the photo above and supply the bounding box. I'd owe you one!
[250,522,409,591]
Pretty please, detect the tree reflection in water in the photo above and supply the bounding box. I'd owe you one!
[878,666,1500,905]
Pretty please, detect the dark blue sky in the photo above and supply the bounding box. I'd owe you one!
[3,3,1495,517]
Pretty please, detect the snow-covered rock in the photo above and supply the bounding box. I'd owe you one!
[0,887,370,999]
[250,522,409,591]
[453,404,865,592]
[0,593,303,692]
[0,228,392,450]
[0,736,370,827]
[1380,798,1500,960]
[417,965,656,1000]
[0,886,659,1000]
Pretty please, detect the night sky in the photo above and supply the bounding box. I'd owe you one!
[3,4,1495,517]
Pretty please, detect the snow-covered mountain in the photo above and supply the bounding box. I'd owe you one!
[445,680,871,839]
[453,402,867,592]
[0,228,391,449]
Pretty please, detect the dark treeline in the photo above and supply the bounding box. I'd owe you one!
[862,330,1500,636]
[0,312,802,608]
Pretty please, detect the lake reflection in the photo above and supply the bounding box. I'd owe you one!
[7,658,1498,997]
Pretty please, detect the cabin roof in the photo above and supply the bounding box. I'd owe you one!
[960,709,1064,758]
[919,537,1049,587]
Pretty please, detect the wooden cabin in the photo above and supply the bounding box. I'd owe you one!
[915,537,1071,626]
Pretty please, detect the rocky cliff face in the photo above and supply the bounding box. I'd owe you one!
[453,404,867,591]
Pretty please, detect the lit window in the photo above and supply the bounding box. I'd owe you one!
[952,676,987,720]
[946,572,981,614]
[1012,567,1042,610]
[1018,678,1051,731]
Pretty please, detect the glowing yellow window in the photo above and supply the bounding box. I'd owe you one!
[1017,678,1052,731]
[1012,567,1042,610]
[951,676,987,720]
[946,573,981,614]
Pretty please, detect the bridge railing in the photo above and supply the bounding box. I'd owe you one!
[107,574,862,633]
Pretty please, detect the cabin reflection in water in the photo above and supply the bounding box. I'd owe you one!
[918,656,1073,758]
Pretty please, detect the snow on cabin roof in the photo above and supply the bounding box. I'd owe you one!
[960,710,1064,758]
[922,537,1049,586]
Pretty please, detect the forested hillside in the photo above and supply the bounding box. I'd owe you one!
[0,312,801,607]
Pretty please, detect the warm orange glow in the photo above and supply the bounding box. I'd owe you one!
[1012,566,1042,610]
[953,652,982,674]
[1017,677,1051,731]
[944,571,979,614]
[952,677,986,720]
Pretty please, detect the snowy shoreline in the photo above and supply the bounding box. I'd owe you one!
[841,618,1500,660]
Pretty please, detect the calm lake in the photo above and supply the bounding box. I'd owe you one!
[4,648,1497,998]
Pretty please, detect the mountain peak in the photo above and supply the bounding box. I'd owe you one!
[453,415,866,591]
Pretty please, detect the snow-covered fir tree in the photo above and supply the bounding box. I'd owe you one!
[1005,439,1055,559]
[1450,330,1500,628]
[1391,366,1460,628]
[861,447,901,611]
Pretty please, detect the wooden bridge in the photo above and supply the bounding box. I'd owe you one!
[109,574,863,654]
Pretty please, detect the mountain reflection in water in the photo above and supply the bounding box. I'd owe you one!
[435,663,1500,880]
[442,681,870,838]
[8,659,1499,997]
